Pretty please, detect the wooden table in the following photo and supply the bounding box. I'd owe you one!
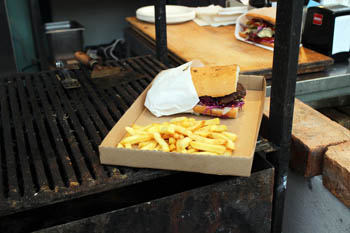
[126,17,333,77]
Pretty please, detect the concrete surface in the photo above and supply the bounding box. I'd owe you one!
[282,170,350,233]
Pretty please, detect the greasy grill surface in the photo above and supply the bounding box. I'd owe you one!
[0,55,171,216]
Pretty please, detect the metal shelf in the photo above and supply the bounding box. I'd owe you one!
[266,62,350,104]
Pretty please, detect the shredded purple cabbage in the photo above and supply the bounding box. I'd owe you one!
[203,105,220,114]
[198,96,244,109]
[257,25,264,32]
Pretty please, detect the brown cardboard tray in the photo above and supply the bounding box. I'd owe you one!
[99,75,266,176]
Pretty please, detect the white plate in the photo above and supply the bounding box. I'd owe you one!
[136,5,195,24]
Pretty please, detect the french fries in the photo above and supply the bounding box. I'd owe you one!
[190,141,226,154]
[140,141,157,150]
[117,117,238,156]
[120,134,153,144]
[153,132,170,152]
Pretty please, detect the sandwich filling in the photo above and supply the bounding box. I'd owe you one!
[198,83,246,110]
[241,19,275,44]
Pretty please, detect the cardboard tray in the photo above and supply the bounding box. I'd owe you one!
[99,75,266,177]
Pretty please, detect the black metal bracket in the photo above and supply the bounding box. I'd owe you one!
[154,0,169,66]
[268,1,304,233]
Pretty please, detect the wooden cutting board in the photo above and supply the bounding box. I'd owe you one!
[126,17,333,76]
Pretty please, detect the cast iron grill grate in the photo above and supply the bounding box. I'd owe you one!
[0,55,172,216]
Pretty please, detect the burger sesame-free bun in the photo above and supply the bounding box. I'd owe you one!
[245,7,276,25]
[190,65,239,98]
[193,105,239,119]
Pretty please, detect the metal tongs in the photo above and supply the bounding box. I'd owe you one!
[55,60,81,89]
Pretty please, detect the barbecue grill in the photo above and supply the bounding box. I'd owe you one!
[0,55,275,232]
[1,0,304,230]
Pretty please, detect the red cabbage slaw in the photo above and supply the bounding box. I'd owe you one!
[198,96,245,109]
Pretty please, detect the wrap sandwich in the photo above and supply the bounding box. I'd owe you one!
[237,7,276,48]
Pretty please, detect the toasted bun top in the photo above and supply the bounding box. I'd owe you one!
[246,7,276,25]
[190,65,239,97]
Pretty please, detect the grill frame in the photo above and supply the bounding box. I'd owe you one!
[33,154,274,233]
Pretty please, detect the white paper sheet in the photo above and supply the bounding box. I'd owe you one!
[193,18,211,26]
[332,15,350,55]
[144,62,200,117]
[193,4,247,27]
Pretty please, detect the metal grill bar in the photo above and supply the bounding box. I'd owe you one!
[15,76,50,192]
[124,59,156,81]
[129,80,146,93]
[139,55,171,71]
[82,86,116,130]
[104,90,124,120]
[1,78,20,199]
[114,86,134,106]
[76,68,139,176]
[75,71,123,177]
[69,80,109,138]
[62,70,114,178]
[114,60,154,88]
[27,74,68,188]
[8,77,35,197]
[67,72,121,178]
[38,72,84,185]
[75,59,152,177]
[39,72,97,183]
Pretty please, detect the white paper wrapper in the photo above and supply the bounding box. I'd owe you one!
[193,5,247,27]
[235,13,274,51]
[144,61,201,117]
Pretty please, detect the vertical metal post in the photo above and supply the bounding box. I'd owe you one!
[29,0,49,70]
[154,0,169,65]
[0,0,17,73]
[268,1,304,233]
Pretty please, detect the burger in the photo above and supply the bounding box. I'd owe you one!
[191,65,246,119]
[238,7,276,48]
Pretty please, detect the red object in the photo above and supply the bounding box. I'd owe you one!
[313,13,323,26]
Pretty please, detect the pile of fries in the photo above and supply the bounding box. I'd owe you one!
[117,117,237,156]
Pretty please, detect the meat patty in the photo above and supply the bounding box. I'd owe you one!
[198,83,247,107]
[216,83,246,105]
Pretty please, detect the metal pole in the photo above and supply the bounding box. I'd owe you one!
[0,0,17,73]
[154,0,169,65]
[268,0,304,233]
[29,0,49,71]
